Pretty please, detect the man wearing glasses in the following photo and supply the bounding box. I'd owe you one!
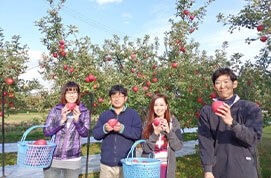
[93,85,142,178]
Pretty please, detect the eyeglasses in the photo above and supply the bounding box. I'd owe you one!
[111,95,125,100]
[66,91,78,96]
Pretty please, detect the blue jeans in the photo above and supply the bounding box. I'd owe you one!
[43,167,80,178]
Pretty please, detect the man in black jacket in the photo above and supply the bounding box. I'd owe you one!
[198,68,262,178]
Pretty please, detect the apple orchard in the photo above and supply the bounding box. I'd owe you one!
[1,0,270,128]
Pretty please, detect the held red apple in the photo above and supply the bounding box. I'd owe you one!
[33,139,47,145]
[212,101,225,114]
[153,118,161,126]
[66,103,77,111]
[108,118,118,128]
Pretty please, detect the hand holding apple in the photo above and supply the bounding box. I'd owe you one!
[61,106,71,124]
[113,122,123,132]
[72,106,81,123]
[160,118,170,133]
[213,102,233,126]
[108,119,118,128]
[153,118,161,126]
[104,123,114,132]
[152,118,163,135]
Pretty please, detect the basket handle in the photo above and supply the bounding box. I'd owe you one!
[126,139,146,159]
[20,125,55,142]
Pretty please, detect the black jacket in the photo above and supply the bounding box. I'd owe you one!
[198,95,262,178]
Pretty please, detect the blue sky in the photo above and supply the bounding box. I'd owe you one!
[0,0,264,89]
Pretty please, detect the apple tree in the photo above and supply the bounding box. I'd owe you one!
[217,0,271,125]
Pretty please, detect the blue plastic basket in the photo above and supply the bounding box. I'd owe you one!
[17,125,56,168]
[121,140,161,178]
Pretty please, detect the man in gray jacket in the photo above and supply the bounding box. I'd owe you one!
[198,68,262,178]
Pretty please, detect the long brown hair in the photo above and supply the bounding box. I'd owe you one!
[60,81,81,105]
[142,93,171,141]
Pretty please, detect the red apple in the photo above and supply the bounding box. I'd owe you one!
[257,25,264,31]
[146,93,151,97]
[138,73,142,77]
[64,65,68,70]
[94,84,98,89]
[60,45,65,49]
[142,161,148,163]
[172,63,177,68]
[131,68,135,73]
[212,101,225,114]
[0,112,2,117]
[51,74,55,79]
[131,54,136,59]
[66,103,76,111]
[85,76,91,83]
[59,40,65,45]
[108,118,118,128]
[61,51,66,56]
[133,86,138,92]
[132,159,139,163]
[204,83,208,87]
[210,93,216,98]
[98,98,103,103]
[107,57,111,61]
[175,40,180,44]
[260,36,267,42]
[180,48,186,53]
[146,81,151,86]
[143,86,148,91]
[88,74,95,81]
[3,92,7,96]
[69,68,74,72]
[33,139,47,145]
[53,53,58,58]
[41,64,45,68]
[248,81,251,86]
[153,118,161,126]
[6,78,14,85]
[152,65,156,69]
[152,78,158,83]
[184,10,189,15]
[190,16,195,20]
[145,55,149,59]
[190,28,195,32]
[197,98,202,103]
[93,103,97,107]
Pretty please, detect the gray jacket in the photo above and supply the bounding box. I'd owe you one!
[141,117,183,178]
[198,95,262,178]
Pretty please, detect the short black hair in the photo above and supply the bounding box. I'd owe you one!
[109,85,128,96]
[212,68,237,84]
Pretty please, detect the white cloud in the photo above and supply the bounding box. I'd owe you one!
[91,0,123,5]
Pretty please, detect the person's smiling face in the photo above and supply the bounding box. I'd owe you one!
[213,74,238,100]
[65,88,78,103]
[154,98,168,118]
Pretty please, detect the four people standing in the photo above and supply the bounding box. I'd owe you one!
[43,67,263,177]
